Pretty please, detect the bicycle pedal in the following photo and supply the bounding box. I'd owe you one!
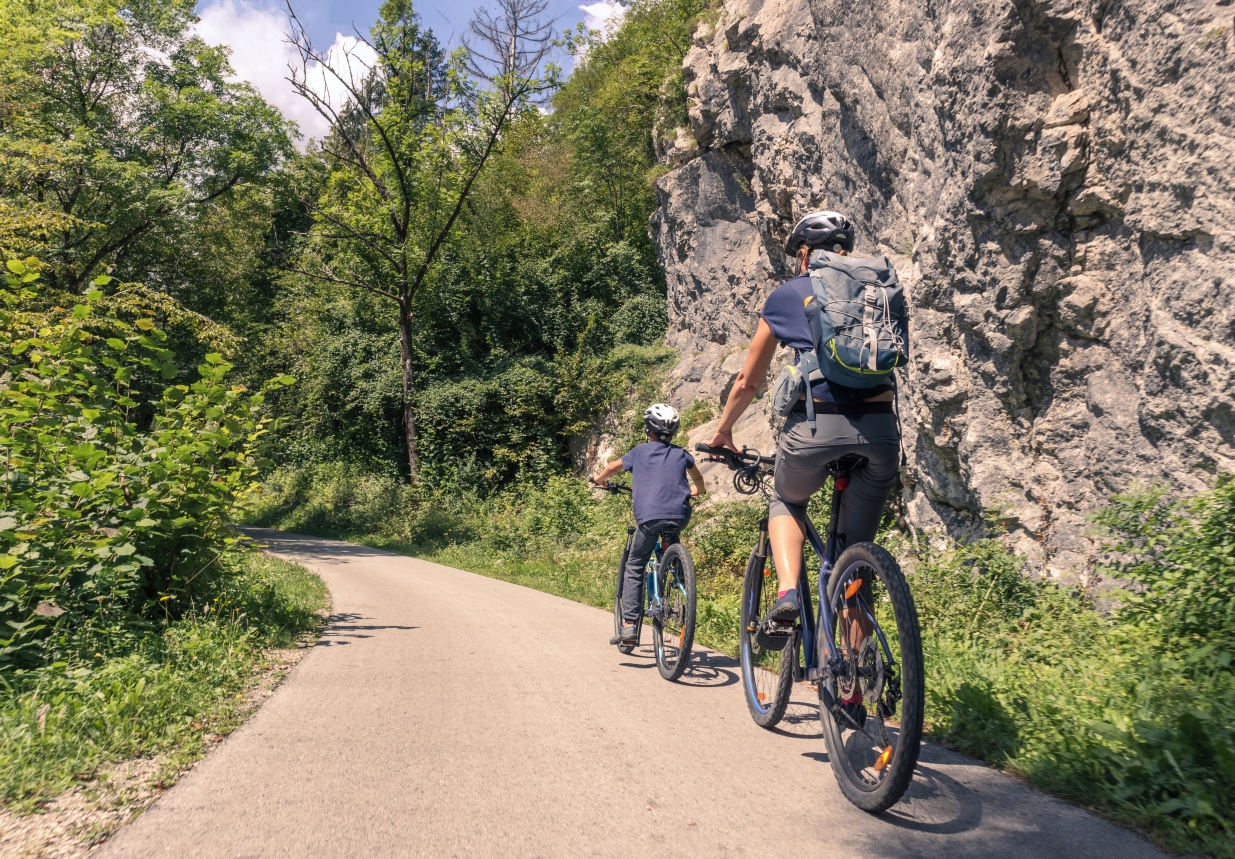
[755,622,794,650]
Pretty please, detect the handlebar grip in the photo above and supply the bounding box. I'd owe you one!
[695,443,731,455]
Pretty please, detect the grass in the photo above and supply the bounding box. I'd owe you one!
[244,462,1235,859]
[0,550,328,811]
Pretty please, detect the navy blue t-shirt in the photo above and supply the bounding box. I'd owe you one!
[621,442,695,524]
[760,271,893,404]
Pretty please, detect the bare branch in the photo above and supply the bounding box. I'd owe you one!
[464,0,555,98]
[283,260,397,301]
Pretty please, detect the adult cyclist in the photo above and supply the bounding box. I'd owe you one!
[703,211,900,633]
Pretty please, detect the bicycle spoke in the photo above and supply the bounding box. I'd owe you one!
[819,545,923,812]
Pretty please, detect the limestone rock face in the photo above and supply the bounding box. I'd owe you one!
[651,0,1235,577]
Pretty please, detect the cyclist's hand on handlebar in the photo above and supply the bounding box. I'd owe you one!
[704,428,738,454]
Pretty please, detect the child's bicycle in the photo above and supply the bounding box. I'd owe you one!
[595,481,698,682]
[695,443,924,813]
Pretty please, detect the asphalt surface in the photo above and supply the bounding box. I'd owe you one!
[98,529,1172,859]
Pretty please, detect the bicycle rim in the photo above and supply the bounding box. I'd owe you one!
[739,547,794,727]
[819,542,923,813]
[653,544,696,681]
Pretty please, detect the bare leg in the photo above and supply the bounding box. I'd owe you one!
[768,514,805,594]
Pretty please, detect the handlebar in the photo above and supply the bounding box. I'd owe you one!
[590,479,631,494]
[694,443,775,467]
[695,443,775,497]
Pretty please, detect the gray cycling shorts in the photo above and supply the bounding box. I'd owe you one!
[768,411,900,545]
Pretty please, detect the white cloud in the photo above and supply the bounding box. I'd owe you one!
[579,1,626,36]
[195,0,377,144]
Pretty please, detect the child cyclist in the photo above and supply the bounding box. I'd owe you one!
[591,404,707,645]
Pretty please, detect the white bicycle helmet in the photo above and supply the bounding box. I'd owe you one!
[644,403,680,439]
[784,211,854,255]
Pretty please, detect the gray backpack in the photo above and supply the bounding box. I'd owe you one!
[771,252,909,429]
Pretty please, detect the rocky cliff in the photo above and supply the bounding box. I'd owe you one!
[651,0,1235,578]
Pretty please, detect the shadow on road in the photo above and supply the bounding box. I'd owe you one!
[237,527,400,560]
[676,652,738,687]
[877,760,985,835]
[314,612,419,646]
[771,699,824,738]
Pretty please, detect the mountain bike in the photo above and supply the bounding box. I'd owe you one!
[696,443,924,813]
[595,481,697,682]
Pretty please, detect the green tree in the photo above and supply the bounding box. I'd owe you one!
[0,0,294,293]
[285,0,556,479]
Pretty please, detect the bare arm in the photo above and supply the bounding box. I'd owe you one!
[706,318,779,452]
[591,459,625,485]
[687,464,706,498]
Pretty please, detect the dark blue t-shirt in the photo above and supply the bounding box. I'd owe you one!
[621,442,695,524]
[760,272,893,404]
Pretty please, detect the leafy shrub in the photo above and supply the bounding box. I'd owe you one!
[0,261,293,673]
[686,501,763,600]
[902,503,1235,856]
[1096,479,1235,646]
[611,294,668,346]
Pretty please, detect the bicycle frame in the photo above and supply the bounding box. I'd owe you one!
[749,467,894,685]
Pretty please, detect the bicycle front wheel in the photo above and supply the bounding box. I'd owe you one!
[653,544,696,681]
[739,544,795,728]
[819,541,924,813]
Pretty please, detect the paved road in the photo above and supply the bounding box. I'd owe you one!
[99,530,1170,859]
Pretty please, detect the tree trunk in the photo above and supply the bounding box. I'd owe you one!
[397,296,419,482]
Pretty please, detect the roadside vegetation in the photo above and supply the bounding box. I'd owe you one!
[0,0,326,822]
[0,259,328,811]
[1,551,326,809]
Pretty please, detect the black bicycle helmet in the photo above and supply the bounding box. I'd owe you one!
[784,211,854,255]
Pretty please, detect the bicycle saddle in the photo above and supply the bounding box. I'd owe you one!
[829,453,869,475]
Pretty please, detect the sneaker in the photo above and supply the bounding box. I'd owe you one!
[764,590,800,623]
[609,624,638,645]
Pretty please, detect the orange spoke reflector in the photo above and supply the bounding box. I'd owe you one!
[845,578,864,599]
[756,692,767,702]
[874,745,894,772]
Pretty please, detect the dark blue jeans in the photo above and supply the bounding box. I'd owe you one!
[621,517,688,625]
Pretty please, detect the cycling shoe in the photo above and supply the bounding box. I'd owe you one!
[764,590,800,623]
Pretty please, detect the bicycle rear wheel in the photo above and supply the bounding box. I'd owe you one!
[739,544,795,728]
[819,542,923,813]
[613,544,637,655]
[653,544,696,681]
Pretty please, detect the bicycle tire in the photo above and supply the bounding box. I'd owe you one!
[653,543,696,681]
[819,542,924,813]
[739,545,795,728]
[614,544,636,655]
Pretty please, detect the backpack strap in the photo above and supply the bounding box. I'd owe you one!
[802,282,829,433]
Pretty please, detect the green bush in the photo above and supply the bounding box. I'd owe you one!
[0,261,293,673]
[904,504,1235,856]
[1096,479,1235,646]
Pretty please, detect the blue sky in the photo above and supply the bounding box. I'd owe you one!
[193,0,626,140]
[289,0,594,52]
